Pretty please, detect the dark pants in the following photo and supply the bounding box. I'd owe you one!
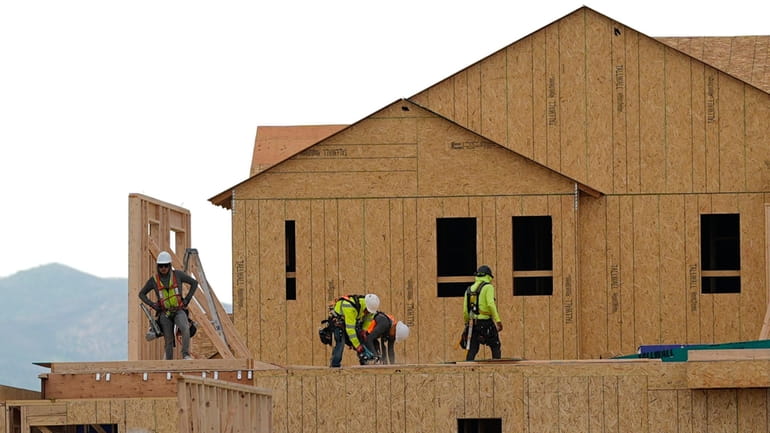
[330,326,346,367]
[465,319,501,361]
[159,310,191,360]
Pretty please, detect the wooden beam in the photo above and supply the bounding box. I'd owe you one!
[48,359,255,374]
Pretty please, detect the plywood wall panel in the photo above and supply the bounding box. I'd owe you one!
[496,196,520,358]
[585,10,613,194]
[402,198,419,364]
[638,36,666,193]
[718,76,746,192]
[259,200,287,366]
[659,195,687,344]
[648,390,678,433]
[425,77,454,119]
[245,201,261,357]
[684,195,702,343]
[237,171,418,200]
[611,23,628,194]
[562,195,579,359]
[619,196,636,353]
[618,375,647,432]
[697,195,715,342]
[286,200,312,366]
[463,370,481,417]
[708,390,738,432]
[705,67,721,193]
[548,196,566,360]
[364,199,391,304]
[545,24,561,169]
[745,89,770,192]
[480,50,507,145]
[454,70,469,126]
[606,196,622,356]
[468,63,483,133]
[301,375,318,432]
[691,61,708,193]
[527,376,559,432]
[560,376,589,432]
[311,200,330,366]
[578,196,608,358]
[435,373,463,432]
[625,30,642,194]
[326,117,419,145]
[558,9,586,183]
[737,388,767,432]
[337,200,363,295]
[665,48,695,193]
[633,195,660,347]
[417,198,441,363]
[506,40,534,159]
[231,198,249,350]
[740,194,765,340]
[406,374,434,433]
[531,29,548,168]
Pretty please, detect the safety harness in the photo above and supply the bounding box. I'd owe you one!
[465,282,488,317]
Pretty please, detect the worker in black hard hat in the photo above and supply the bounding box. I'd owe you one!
[462,265,502,360]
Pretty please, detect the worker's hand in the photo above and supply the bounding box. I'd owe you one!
[355,345,364,354]
[496,322,503,332]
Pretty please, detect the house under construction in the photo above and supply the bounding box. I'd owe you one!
[2,6,770,433]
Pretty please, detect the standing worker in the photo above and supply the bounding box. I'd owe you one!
[139,251,198,360]
[463,265,502,360]
[328,293,379,367]
[362,312,409,364]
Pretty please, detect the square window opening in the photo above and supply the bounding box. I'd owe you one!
[457,418,502,433]
[436,218,477,297]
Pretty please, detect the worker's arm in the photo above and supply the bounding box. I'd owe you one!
[177,271,198,307]
[138,278,160,311]
[342,304,362,349]
[483,284,502,326]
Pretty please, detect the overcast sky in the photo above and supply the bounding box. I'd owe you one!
[1,0,767,304]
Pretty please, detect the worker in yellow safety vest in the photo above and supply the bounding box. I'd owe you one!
[462,265,502,361]
[328,293,379,367]
[139,251,198,360]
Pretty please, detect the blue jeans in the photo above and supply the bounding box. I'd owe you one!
[330,326,346,367]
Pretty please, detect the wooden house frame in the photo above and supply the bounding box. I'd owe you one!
[210,6,770,366]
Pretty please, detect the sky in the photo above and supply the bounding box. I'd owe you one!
[1,0,767,304]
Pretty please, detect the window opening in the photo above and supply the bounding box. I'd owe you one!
[701,213,740,293]
[437,218,477,297]
[285,220,296,300]
[458,418,502,433]
[513,216,553,296]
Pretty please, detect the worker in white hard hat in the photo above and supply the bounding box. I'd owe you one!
[361,311,409,364]
[138,251,199,360]
[327,293,379,367]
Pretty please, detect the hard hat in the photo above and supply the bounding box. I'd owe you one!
[476,265,493,278]
[157,251,172,265]
[364,293,380,313]
[395,321,410,342]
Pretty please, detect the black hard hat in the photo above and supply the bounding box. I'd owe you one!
[476,265,493,278]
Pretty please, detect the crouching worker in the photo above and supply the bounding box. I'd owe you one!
[139,251,198,360]
[321,293,379,367]
[361,312,409,364]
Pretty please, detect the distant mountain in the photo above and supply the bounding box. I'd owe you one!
[0,264,127,390]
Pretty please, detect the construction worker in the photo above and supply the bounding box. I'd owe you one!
[139,251,198,360]
[361,312,409,364]
[463,265,502,361]
[328,293,379,367]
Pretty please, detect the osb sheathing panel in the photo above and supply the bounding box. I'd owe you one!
[236,103,575,202]
[411,7,770,196]
[248,361,770,433]
[578,193,768,359]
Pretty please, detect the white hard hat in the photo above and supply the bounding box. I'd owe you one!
[157,251,172,265]
[395,321,410,342]
[364,293,380,313]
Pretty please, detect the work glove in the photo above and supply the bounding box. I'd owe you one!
[355,345,364,354]
[496,322,503,332]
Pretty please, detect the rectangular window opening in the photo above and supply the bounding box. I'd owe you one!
[437,218,477,297]
[513,216,553,296]
[285,220,296,300]
[701,213,740,294]
[457,418,502,433]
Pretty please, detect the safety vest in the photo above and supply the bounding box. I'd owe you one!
[332,294,365,316]
[155,272,183,312]
[366,312,397,339]
[465,282,488,317]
